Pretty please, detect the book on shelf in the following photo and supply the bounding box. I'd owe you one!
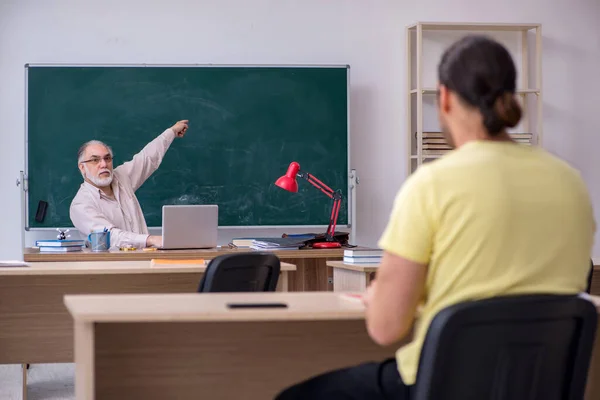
[509,133,533,139]
[422,144,452,150]
[422,149,449,155]
[412,132,534,160]
[514,139,532,145]
[416,131,444,139]
[416,131,533,141]
[423,138,449,144]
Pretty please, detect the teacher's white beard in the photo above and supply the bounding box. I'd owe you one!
[84,166,113,187]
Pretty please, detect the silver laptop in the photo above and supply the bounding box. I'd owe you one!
[159,205,218,250]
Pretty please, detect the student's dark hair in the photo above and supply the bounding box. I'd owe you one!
[438,35,522,135]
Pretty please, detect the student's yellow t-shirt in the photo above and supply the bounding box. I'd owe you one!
[378,140,595,386]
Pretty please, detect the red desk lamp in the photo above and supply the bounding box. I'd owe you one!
[275,161,342,249]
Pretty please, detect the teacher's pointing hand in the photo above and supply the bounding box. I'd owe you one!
[171,120,189,138]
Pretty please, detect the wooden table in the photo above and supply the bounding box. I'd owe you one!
[23,246,345,291]
[327,261,377,292]
[0,260,295,366]
[591,260,600,295]
[65,292,395,400]
[328,261,600,296]
[64,292,600,400]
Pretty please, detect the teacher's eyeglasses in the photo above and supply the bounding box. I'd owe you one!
[80,155,113,165]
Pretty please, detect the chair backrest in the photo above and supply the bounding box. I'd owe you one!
[412,294,598,400]
[197,253,280,292]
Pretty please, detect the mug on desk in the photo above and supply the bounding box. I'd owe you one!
[88,229,110,252]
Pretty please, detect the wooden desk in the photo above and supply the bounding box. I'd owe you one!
[64,292,600,400]
[23,246,344,291]
[327,261,377,292]
[591,260,600,295]
[328,261,600,296]
[0,261,295,365]
[65,292,394,400]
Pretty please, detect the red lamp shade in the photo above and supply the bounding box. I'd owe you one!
[275,162,300,193]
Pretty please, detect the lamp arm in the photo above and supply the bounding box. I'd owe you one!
[299,172,335,199]
[327,194,343,241]
[299,172,342,242]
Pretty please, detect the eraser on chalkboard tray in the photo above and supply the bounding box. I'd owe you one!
[35,200,48,223]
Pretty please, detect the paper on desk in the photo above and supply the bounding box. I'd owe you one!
[0,260,29,267]
[150,259,205,267]
[339,293,364,303]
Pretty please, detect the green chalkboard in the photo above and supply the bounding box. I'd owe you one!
[26,65,349,228]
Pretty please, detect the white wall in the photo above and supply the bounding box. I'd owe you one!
[1,0,599,259]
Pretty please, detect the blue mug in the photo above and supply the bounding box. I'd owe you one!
[88,229,110,252]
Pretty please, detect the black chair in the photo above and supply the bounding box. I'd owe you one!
[412,294,598,400]
[197,253,280,292]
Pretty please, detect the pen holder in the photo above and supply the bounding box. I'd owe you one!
[88,230,110,252]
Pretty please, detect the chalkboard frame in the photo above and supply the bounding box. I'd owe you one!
[23,63,353,231]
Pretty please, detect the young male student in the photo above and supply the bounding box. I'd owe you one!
[70,120,189,249]
[276,35,595,399]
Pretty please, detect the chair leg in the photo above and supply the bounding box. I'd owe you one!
[21,363,27,400]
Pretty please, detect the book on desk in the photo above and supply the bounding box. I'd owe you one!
[343,248,383,264]
[36,239,85,253]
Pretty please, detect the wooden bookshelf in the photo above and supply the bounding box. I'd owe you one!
[406,22,543,173]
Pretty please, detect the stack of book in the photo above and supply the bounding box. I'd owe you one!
[421,132,452,156]
[343,248,383,264]
[510,133,533,145]
[35,239,85,252]
[417,132,534,157]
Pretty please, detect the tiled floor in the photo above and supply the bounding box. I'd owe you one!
[0,364,74,400]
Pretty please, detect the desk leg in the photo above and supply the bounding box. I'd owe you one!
[21,363,27,400]
[74,321,95,400]
[333,268,371,292]
[276,271,288,292]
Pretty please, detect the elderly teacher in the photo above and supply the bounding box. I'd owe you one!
[69,120,189,249]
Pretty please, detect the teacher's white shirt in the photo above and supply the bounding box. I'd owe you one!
[70,128,176,248]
